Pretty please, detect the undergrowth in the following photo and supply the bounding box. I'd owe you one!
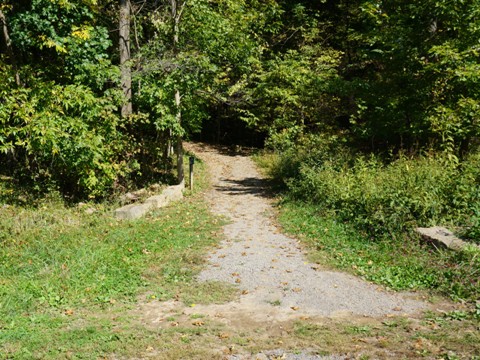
[256,135,480,301]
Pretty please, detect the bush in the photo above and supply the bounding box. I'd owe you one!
[0,78,138,199]
[267,136,480,240]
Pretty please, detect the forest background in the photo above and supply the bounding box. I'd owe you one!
[1,2,480,357]
[1,2,480,250]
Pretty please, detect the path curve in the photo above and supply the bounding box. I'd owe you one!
[188,143,426,320]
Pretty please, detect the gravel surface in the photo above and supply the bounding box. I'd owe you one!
[134,143,429,359]
[188,142,427,320]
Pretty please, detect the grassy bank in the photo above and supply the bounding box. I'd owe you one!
[255,144,480,303]
[276,201,480,302]
[0,158,236,359]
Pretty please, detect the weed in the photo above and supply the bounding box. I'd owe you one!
[268,299,282,306]
[345,325,372,335]
[190,314,205,319]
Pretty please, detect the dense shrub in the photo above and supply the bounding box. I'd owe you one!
[268,136,480,241]
[0,76,138,199]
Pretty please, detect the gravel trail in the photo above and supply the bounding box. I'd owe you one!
[188,142,427,320]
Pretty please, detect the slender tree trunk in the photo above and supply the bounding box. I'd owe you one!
[119,0,132,117]
[175,90,184,184]
[171,0,185,184]
[0,10,21,86]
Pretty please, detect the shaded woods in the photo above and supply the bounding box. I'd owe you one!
[1,0,479,242]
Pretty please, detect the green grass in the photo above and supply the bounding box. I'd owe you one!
[276,201,480,302]
[0,158,237,359]
[254,149,480,302]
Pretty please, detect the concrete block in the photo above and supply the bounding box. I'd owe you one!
[115,202,154,220]
[145,194,168,208]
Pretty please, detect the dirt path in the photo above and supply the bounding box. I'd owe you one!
[137,143,430,359]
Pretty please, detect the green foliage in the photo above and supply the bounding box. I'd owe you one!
[265,137,480,240]
[243,45,342,149]
[0,69,136,198]
[9,0,110,82]
[339,0,480,154]
[135,0,266,140]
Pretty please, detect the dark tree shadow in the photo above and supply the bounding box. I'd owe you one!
[214,177,274,199]
[187,142,259,157]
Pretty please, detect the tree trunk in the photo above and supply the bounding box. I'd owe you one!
[119,0,132,117]
[175,90,184,184]
[0,10,21,86]
[171,0,185,184]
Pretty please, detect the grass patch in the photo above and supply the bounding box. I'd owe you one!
[276,201,480,302]
[291,314,480,359]
[0,157,236,359]
[254,147,480,302]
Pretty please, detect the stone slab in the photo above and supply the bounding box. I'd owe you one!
[144,194,169,208]
[416,226,480,251]
[115,202,154,220]
[162,184,183,202]
[115,182,185,220]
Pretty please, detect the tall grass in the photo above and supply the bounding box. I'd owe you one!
[263,136,480,242]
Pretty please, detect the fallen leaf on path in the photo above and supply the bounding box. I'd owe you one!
[192,320,205,326]
[291,306,299,311]
[235,278,241,284]
[292,288,302,293]
[65,309,74,316]
[218,333,230,339]
[241,290,249,295]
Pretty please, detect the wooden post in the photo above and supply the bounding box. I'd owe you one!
[189,156,194,191]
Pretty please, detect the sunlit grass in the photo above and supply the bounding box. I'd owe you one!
[0,158,236,359]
